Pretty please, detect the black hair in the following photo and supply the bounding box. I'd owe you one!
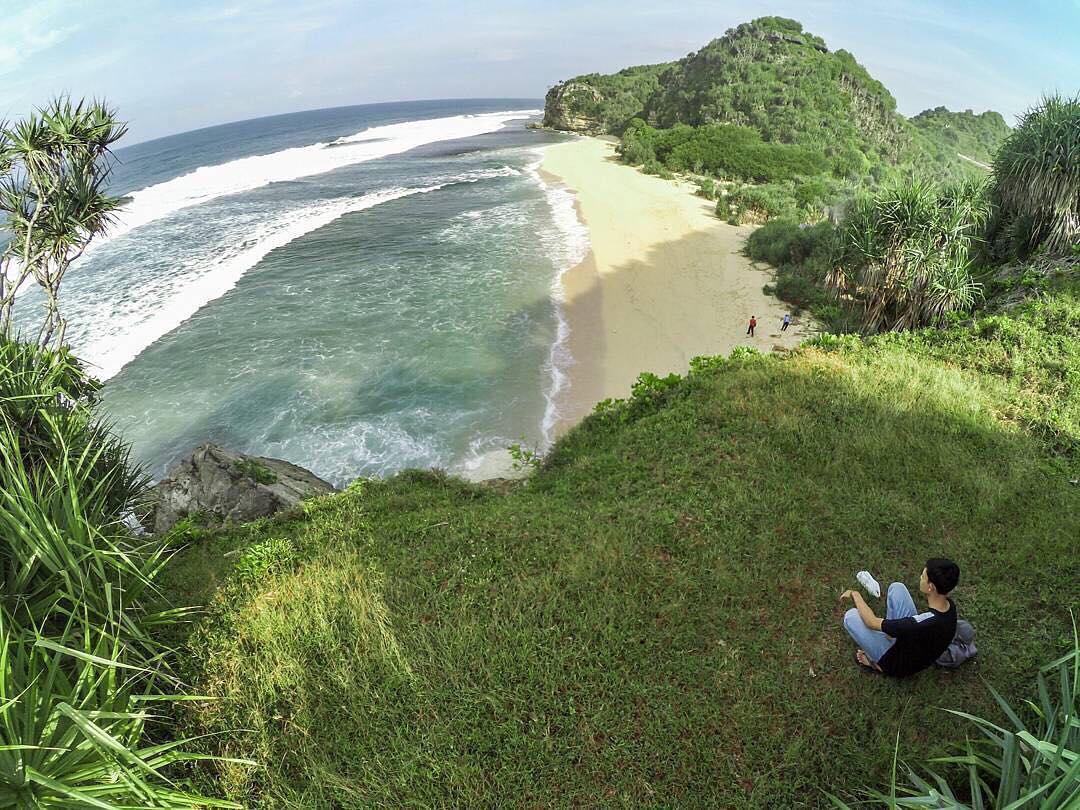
[925,558,960,594]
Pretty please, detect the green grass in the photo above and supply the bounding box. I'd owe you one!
[157,304,1080,807]
[233,457,278,485]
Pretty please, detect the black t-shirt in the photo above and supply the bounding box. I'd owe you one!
[877,600,957,678]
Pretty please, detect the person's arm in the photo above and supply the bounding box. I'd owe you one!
[840,590,883,631]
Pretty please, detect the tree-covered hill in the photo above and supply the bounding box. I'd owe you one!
[542,63,668,135]
[909,107,1011,163]
[908,106,1012,178]
[543,16,1009,182]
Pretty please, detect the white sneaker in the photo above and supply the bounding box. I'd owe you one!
[856,570,881,598]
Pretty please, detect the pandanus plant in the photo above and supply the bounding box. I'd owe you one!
[827,178,990,333]
[0,331,243,804]
[992,94,1080,258]
[0,612,247,808]
[0,97,127,348]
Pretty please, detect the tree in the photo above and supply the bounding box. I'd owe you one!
[991,94,1080,258]
[829,178,990,332]
[0,97,127,347]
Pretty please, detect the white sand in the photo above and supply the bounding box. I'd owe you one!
[541,137,813,432]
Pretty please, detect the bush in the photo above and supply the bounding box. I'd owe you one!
[0,339,153,633]
[620,121,830,184]
[834,177,991,332]
[0,337,233,805]
[725,183,799,222]
[991,94,1080,259]
[696,178,719,200]
[746,219,844,270]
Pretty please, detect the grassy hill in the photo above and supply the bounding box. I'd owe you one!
[159,286,1079,807]
[908,107,1012,179]
[544,17,1010,186]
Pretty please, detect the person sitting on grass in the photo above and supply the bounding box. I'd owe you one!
[840,558,959,677]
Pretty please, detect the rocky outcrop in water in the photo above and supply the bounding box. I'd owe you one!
[543,81,606,134]
[151,442,338,534]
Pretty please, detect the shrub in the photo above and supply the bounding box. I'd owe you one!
[0,338,154,634]
[622,121,830,185]
[747,220,845,270]
[0,337,234,805]
[725,183,799,222]
[991,94,1080,258]
[832,177,991,332]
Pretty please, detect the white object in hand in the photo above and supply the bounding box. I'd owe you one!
[856,570,881,598]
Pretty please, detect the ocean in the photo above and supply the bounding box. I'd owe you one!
[12,99,588,485]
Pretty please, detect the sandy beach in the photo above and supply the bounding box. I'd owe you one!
[542,136,813,433]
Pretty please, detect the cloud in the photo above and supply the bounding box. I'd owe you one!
[0,4,80,76]
[180,6,247,24]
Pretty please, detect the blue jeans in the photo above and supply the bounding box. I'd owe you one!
[843,582,917,663]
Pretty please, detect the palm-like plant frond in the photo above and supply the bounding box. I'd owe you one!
[0,613,246,808]
[0,337,239,804]
[841,178,989,333]
[0,96,128,346]
[829,622,1079,809]
[993,94,1080,257]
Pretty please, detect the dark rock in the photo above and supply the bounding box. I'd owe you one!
[151,442,338,534]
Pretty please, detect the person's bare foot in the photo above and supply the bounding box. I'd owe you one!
[855,649,882,672]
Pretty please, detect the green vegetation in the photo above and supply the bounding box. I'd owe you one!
[0,338,235,806]
[233,457,279,485]
[1,48,1074,808]
[155,281,1079,806]
[619,121,829,183]
[723,179,837,225]
[0,99,234,807]
[909,106,1011,181]
[642,19,904,168]
[989,95,1080,260]
[832,630,1079,808]
[546,17,1012,223]
[0,98,127,347]
[747,220,854,327]
[832,178,990,332]
[542,63,668,134]
[747,94,1079,336]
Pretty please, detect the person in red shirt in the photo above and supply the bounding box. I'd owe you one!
[746,316,757,337]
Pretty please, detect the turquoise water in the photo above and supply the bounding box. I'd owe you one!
[13,100,585,484]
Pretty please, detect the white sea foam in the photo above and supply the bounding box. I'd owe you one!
[82,186,435,380]
[457,435,525,482]
[256,413,444,487]
[103,110,538,248]
[5,112,537,298]
[524,151,590,447]
[82,164,519,381]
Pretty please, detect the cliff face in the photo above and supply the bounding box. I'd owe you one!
[543,82,606,134]
[541,63,670,135]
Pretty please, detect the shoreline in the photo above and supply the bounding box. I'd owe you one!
[539,136,814,435]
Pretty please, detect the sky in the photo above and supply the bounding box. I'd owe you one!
[3,0,1078,144]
